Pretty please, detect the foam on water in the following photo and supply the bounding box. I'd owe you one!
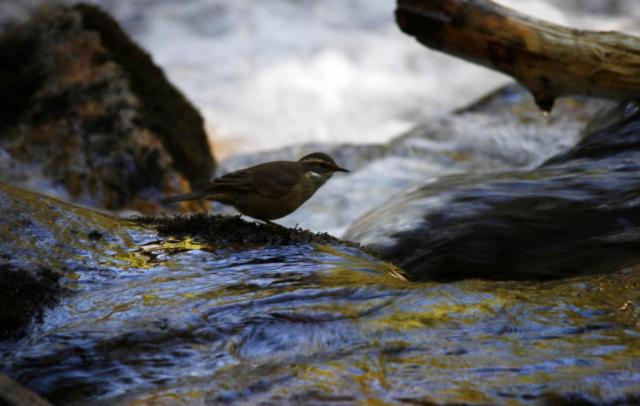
[85,0,639,157]
[2,1,638,157]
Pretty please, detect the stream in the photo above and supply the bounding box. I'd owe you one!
[0,2,639,404]
[1,223,638,404]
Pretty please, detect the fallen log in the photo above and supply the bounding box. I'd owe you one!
[396,0,640,112]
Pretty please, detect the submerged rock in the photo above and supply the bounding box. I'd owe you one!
[0,181,399,340]
[0,4,215,213]
[1,185,638,405]
[0,181,409,403]
[0,181,151,339]
[345,100,640,281]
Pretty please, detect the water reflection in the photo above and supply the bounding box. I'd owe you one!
[1,236,638,404]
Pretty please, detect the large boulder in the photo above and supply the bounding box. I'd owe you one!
[0,181,393,340]
[0,4,215,213]
[0,181,149,338]
[1,183,638,405]
[345,100,640,281]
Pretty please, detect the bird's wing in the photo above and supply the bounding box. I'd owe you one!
[209,169,254,192]
[212,161,300,198]
[250,161,301,198]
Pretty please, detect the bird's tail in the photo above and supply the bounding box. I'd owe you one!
[162,189,210,204]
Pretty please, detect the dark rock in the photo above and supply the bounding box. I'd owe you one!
[543,392,640,406]
[74,5,215,189]
[0,4,215,213]
[0,264,61,340]
[136,213,383,256]
[345,100,640,281]
[544,101,640,165]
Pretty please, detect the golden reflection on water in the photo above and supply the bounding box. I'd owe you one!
[254,266,639,404]
[98,241,640,404]
[5,188,638,406]
[315,244,410,285]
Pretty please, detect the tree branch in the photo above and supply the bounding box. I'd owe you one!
[396,0,640,112]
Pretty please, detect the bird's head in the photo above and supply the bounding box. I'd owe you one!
[299,152,350,185]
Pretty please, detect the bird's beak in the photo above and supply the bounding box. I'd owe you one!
[333,166,350,173]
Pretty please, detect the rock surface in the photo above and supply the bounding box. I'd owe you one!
[1,182,639,405]
[345,99,640,281]
[0,4,215,213]
[0,181,151,339]
[0,181,394,340]
[218,85,611,235]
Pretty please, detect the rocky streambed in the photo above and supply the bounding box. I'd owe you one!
[1,3,640,406]
[1,182,639,405]
[2,98,640,404]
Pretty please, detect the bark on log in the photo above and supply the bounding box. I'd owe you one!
[396,0,640,112]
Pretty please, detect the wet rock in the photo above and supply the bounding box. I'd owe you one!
[0,181,152,339]
[1,187,638,405]
[0,182,150,273]
[0,180,407,404]
[219,85,609,235]
[345,100,640,281]
[0,265,61,340]
[0,181,398,342]
[0,4,215,213]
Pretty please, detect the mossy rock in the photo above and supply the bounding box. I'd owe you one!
[0,3,215,213]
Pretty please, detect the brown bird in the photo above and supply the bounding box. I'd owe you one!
[163,152,349,221]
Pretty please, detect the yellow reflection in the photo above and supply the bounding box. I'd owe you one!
[99,249,153,270]
[100,237,213,271]
[372,294,508,332]
[441,383,496,404]
[139,237,210,253]
[315,244,409,284]
[96,302,135,322]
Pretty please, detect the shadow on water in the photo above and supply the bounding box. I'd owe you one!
[1,232,639,404]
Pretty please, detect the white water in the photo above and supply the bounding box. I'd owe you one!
[16,0,634,158]
[1,0,637,233]
[81,0,639,234]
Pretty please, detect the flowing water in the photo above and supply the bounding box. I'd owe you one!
[2,0,638,157]
[1,228,639,404]
[1,2,639,404]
